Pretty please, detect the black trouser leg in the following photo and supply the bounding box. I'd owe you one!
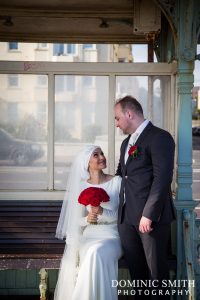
[139,224,171,299]
[118,223,171,299]
[118,223,151,299]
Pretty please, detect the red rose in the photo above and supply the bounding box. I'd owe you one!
[78,187,109,207]
[128,145,139,158]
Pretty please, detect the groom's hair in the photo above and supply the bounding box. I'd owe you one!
[115,95,143,116]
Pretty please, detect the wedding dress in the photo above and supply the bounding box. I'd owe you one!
[55,175,122,300]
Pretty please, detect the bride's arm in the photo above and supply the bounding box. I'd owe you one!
[97,206,118,222]
[97,176,121,222]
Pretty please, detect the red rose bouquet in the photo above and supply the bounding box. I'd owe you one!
[78,187,110,224]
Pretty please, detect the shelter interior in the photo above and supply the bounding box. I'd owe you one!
[0,0,200,299]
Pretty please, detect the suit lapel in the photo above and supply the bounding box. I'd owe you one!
[125,122,153,167]
[134,121,153,147]
[121,135,130,169]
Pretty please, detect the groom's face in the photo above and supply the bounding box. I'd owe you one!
[114,104,133,134]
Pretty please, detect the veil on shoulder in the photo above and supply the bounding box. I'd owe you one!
[54,144,100,300]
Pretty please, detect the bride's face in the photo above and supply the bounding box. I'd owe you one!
[88,148,107,171]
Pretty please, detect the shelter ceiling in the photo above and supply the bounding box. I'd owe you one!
[0,0,149,43]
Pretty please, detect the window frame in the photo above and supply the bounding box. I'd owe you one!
[0,61,177,200]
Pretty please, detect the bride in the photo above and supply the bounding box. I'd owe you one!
[54,145,122,300]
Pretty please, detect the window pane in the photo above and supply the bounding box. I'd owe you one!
[37,75,48,87]
[67,44,76,54]
[8,42,18,50]
[0,74,48,190]
[38,43,48,49]
[8,74,19,87]
[83,44,93,49]
[53,44,64,56]
[131,45,148,62]
[54,75,109,189]
[115,75,170,169]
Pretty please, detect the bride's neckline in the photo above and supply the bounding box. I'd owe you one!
[86,175,114,186]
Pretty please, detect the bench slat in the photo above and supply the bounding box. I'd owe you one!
[0,200,176,274]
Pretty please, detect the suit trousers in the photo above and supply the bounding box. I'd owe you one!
[118,220,171,299]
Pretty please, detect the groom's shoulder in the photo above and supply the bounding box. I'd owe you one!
[150,124,174,143]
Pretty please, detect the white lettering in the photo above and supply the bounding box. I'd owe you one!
[112,280,118,287]
[152,280,159,287]
[119,280,126,287]
[188,280,195,287]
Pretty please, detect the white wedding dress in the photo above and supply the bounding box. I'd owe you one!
[55,175,122,300]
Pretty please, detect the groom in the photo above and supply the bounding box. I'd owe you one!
[115,96,175,299]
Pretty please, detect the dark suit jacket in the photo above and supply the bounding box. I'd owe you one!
[116,122,176,225]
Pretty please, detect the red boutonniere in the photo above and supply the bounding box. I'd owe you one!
[128,145,139,158]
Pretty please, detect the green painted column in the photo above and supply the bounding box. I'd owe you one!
[175,60,197,296]
[176,60,194,201]
[173,2,198,297]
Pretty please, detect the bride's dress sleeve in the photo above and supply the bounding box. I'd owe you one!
[78,176,121,225]
[98,176,121,223]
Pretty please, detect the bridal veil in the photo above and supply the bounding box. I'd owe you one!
[54,144,100,300]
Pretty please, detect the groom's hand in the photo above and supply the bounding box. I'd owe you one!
[139,216,153,233]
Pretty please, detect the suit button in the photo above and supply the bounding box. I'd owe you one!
[125,176,128,179]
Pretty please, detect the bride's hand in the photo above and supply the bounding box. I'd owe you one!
[87,212,98,223]
[91,206,103,215]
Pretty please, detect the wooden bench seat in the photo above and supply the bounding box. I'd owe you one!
[0,199,176,267]
[0,200,64,270]
[0,200,176,299]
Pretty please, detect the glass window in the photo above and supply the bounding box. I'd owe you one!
[8,74,19,87]
[115,75,168,168]
[37,102,47,123]
[66,76,76,91]
[82,76,93,87]
[131,44,148,62]
[83,44,94,49]
[37,43,48,49]
[53,44,64,56]
[7,103,18,122]
[8,42,18,50]
[37,75,48,87]
[55,75,75,92]
[54,75,109,189]
[194,44,200,86]
[53,44,76,56]
[67,44,76,54]
[0,74,48,190]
